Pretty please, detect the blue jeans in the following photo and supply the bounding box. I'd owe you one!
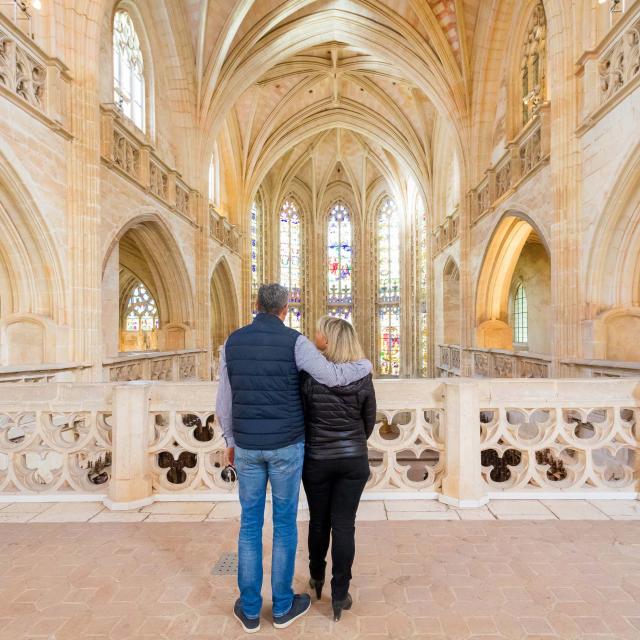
[235,441,304,619]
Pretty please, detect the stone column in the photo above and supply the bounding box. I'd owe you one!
[104,383,153,510]
[65,5,103,381]
[548,14,582,376]
[195,192,212,379]
[439,379,488,507]
[101,243,119,360]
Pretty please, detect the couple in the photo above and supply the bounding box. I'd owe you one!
[216,283,376,633]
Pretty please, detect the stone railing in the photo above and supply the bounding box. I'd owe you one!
[100,105,198,223]
[1,378,637,506]
[438,346,551,379]
[433,209,459,254]
[470,106,550,223]
[438,344,462,377]
[0,383,113,498]
[478,378,639,496]
[103,349,205,383]
[578,3,640,130]
[0,13,70,134]
[0,363,90,384]
[561,358,640,379]
[209,205,241,254]
[469,348,551,379]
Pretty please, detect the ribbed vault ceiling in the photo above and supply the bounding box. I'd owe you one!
[181,0,470,217]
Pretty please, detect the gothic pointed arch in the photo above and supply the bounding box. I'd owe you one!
[585,143,640,361]
[475,213,550,352]
[210,256,239,351]
[443,256,461,346]
[0,150,68,365]
[102,214,195,355]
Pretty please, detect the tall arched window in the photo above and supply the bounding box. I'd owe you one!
[327,202,353,322]
[208,155,215,202]
[377,198,401,376]
[113,10,145,131]
[513,283,528,344]
[279,198,303,330]
[416,196,429,375]
[123,282,158,351]
[520,1,547,126]
[250,198,262,303]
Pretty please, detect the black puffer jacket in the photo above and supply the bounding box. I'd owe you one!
[301,372,377,460]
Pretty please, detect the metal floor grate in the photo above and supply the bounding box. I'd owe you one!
[211,552,238,575]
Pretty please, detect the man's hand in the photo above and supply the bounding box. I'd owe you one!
[225,447,235,466]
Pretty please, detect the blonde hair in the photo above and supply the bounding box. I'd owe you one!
[316,315,365,364]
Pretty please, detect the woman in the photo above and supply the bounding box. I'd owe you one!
[301,315,376,622]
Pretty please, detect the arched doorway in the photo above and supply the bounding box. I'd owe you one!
[476,214,551,353]
[210,257,239,352]
[102,216,194,357]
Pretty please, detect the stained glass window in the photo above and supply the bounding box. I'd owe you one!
[124,283,159,333]
[113,10,145,131]
[327,202,353,323]
[279,199,303,330]
[513,283,528,344]
[250,199,261,301]
[416,197,429,376]
[377,198,401,376]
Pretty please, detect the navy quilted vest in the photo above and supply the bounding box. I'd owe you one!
[225,313,304,450]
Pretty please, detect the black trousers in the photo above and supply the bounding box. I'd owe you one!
[302,455,369,601]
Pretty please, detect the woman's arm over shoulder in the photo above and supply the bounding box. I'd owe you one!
[361,374,377,439]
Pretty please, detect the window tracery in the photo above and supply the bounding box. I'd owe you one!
[279,198,303,330]
[123,282,159,351]
[327,202,353,323]
[520,1,547,127]
[377,198,401,376]
[113,10,145,131]
[250,198,262,302]
[416,197,429,376]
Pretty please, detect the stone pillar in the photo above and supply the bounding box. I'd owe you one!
[65,5,103,381]
[195,192,212,379]
[101,243,119,360]
[458,186,475,377]
[439,379,488,508]
[104,383,153,510]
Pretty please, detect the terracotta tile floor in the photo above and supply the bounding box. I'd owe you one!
[1,513,639,639]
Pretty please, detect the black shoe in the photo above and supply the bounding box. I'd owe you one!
[309,577,324,600]
[272,593,311,629]
[332,593,353,621]
[233,599,261,634]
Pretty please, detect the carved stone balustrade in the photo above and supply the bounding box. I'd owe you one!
[0,379,637,507]
[578,3,640,132]
[209,205,241,254]
[0,363,90,384]
[560,358,640,379]
[0,14,71,134]
[598,6,640,107]
[100,105,198,224]
[175,179,197,222]
[103,349,205,383]
[470,107,550,223]
[433,209,459,255]
[438,344,462,377]
[469,347,551,378]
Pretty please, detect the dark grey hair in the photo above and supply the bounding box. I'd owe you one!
[257,283,289,315]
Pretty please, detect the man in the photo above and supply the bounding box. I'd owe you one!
[216,283,372,633]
